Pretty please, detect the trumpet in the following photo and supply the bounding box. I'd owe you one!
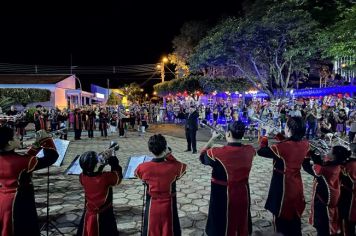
[97,141,120,166]
[200,119,226,139]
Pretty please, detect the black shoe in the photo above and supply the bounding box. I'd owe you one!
[184,149,191,152]
[192,151,197,154]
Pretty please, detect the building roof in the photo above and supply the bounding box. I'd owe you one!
[0,74,72,84]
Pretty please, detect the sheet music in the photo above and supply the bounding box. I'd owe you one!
[65,155,82,175]
[123,155,153,179]
[66,154,153,177]
[36,139,70,167]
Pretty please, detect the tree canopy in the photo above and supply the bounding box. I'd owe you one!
[319,4,356,59]
[121,82,142,102]
[168,21,209,78]
[189,1,319,98]
[106,92,120,105]
[154,76,252,96]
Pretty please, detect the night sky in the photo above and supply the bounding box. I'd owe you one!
[0,0,244,89]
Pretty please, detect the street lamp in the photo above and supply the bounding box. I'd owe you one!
[160,57,168,83]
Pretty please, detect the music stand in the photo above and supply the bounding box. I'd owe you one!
[40,166,65,236]
[38,138,69,236]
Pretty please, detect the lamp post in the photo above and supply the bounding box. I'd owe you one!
[157,57,168,107]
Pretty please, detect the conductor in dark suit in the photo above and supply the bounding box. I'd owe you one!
[185,105,199,154]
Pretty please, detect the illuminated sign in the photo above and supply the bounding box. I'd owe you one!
[95,93,105,99]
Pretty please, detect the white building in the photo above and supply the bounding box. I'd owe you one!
[0,74,94,109]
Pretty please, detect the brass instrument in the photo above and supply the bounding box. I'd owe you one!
[22,127,68,141]
[333,134,351,150]
[309,139,330,156]
[97,141,120,166]
[0,113,25,122]
[200,119,225,139]
[250,116,281,140]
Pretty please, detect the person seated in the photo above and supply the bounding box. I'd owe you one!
[0,127,58,236]
[76,150,123,236]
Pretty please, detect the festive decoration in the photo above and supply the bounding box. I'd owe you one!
[154,76,253,97]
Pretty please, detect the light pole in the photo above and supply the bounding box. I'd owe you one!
[157,57,168,107]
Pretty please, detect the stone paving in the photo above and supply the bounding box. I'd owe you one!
[29,127,317,235]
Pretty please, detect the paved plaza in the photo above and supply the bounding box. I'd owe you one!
[31,126,317,235]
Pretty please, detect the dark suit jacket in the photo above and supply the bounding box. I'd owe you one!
[185,110,199,131]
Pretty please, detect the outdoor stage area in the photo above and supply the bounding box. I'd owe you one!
[30,125,317,236]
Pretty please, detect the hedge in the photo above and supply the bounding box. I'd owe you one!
[0,88,51,106]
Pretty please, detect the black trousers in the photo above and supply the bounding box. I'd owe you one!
[87,129,93,138]
[74,129,82,140]
[274,216,302,236]
[350,131,356,143]
[101,128,107,137]
[119,128,124,136]
[343,220,356,236]
[185,128,197,152]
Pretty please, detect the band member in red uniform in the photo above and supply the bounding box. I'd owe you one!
[257,117,309,236]
[77,150,123,236]
[340,142,356,236]
[99,108,108,138]
[135,134,187,236]
[85,108,96,139]
[74,108,83,140]
[34,105,47,131]
[199,120,255,236]
[303,145,350,236]
[0,126,59,236]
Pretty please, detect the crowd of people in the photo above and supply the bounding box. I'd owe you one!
[1,94,355,144]
[0,94,356,236]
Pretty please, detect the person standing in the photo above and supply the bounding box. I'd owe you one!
[306,107,317,140]
[99,108,108,138]
[135,134,187,236]
[303,146,350,236]
[74,108,83,140]
[77,150,122,236]
[6,105,18,131]
[117,108,127,137]
[185,106,199,154]
[85,108,96,139]
[34,105,47,131]
[348,110,356,143]
[340,141,356,236]
[199,121,255,236]
[257,117,309,236]
[0,127,58,236]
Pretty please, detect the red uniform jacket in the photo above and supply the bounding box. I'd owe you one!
[0,139,58,236]
[135,154,187,236]
[200,143,255,236]
[303,160,342,235]
[34,111,47,131]
[78,171,121,236]
[258,139,309,220]
[341,160,356,222]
